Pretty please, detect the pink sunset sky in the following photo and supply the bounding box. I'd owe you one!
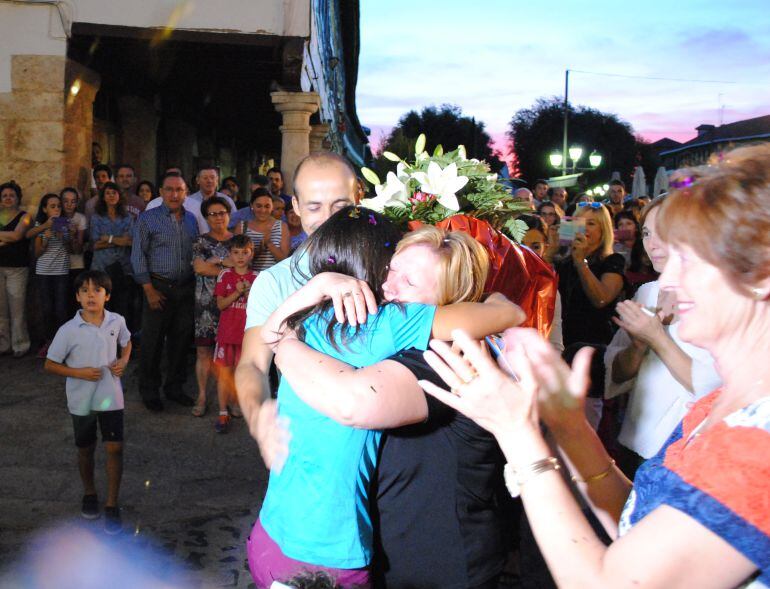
[356,1,770,166]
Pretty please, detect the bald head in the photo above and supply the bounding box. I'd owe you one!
[291,152,358,235]
[513,187,535,210]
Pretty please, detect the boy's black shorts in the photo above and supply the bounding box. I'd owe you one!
[70,410,124,447]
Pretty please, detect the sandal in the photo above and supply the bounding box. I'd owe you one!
[191,401,207,417]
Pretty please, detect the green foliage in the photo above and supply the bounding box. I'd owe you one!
[373,104,503,180]
[508,97,655,187]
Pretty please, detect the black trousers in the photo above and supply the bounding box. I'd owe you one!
[138,278,194,401]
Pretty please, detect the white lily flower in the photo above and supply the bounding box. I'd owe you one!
[412,162,468,211]
[396,161,409,179]
[457,145,467,160]
[361,172,409,211]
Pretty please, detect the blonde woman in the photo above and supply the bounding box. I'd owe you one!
[558,202,625,347]
[265,226,517,588]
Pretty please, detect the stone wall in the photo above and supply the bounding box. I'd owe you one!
[0,56,66,207]
[0,55,99,208]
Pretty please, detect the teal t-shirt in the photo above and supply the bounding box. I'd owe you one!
[260,302,437,569]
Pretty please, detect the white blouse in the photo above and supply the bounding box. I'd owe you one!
[604,281,722,458]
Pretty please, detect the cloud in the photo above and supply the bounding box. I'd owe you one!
[356,1,770,147]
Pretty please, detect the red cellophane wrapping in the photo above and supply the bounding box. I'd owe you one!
[408,215,557,337]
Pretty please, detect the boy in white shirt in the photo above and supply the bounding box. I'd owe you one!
[44,270,131,534]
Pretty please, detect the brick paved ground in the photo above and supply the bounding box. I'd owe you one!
[0,352,266,588]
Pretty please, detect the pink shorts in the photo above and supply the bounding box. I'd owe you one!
[213,342,241,367]
[247,519,370,589]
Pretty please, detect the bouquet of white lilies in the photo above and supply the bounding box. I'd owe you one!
[361,134,529,240]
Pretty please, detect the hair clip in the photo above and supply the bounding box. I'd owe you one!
[348,207,361,219]
[670,175,695,190]
[368,213,377,226]
[326,256,336,264]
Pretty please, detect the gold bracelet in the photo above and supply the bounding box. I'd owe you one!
[571,459,616,484]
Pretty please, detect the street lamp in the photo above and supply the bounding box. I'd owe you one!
[549,145,602,173]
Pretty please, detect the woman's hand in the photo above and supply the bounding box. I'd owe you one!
[255,400,291,473]
[613,301,666,347]
[503,328,592,433]
[545,225,560,261]
[308,272,378,327]
[571,232,589,263]
[419,329,540,442]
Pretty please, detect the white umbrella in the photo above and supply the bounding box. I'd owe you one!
[652,166,669,196]
[631,166,647,198]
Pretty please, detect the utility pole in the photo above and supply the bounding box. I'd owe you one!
[562,69,569,176]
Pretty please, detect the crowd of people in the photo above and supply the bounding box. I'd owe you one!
[1,143,769,588]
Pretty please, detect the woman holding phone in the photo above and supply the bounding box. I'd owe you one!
[31,193,71,357]
[557,202,625,348]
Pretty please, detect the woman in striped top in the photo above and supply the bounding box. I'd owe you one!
[32,193,71,357]
[237,188,289,272]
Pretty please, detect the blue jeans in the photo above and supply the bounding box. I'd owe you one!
[37,273,70,341]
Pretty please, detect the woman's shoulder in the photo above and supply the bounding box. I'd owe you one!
[599,252,626,273]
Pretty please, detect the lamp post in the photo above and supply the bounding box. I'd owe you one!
[562,69,569,176]
[549,147,602,173]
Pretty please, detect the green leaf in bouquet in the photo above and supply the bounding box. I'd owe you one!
[504,218,529,243]
[361,167,381,186]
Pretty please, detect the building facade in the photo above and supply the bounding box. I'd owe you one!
[658,115,770,170]
[0,0,368,202]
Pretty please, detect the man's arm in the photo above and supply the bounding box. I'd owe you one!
[235,326,274,441]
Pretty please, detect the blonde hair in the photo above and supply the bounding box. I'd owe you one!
[574,204,615,258]
[396,226,489,305]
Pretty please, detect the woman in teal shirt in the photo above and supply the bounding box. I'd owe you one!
[248,207,524,587]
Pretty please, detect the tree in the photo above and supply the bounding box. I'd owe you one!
[373,105,502,179]
[508,97,647,188]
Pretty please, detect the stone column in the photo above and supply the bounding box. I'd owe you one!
[270,91,319,194]
[117,95,159,181]
[162,118,198,181]
[0,55,68,205]
[64,59,100,197]
[309,123,330,153]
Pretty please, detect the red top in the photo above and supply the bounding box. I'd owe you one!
[214,268,258,345]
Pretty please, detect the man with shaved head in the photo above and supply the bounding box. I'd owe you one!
[236,153,359,434]
[513,187,536,210]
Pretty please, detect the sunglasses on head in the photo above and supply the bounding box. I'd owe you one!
[577,202,602,209]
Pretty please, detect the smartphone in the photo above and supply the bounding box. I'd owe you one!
[485,335,519,381]
[558,217,585,246]
[52,216,70,233]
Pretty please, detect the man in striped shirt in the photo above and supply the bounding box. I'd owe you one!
[131,172,199,411]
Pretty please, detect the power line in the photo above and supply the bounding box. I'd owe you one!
[569,69,743,85]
